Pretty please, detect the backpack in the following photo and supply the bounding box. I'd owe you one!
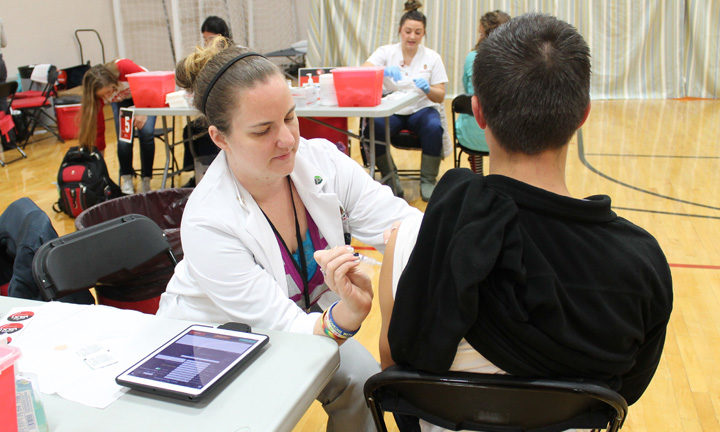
[0,112,18,150]
[54,146,122,218]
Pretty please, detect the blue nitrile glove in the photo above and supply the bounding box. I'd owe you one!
[384,66,402,82]
[413,78,430,94]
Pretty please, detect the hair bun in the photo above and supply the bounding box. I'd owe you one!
[404,0,422,12]
[175,36,233,91]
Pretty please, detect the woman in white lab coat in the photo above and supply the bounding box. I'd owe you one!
[156,37,420,431]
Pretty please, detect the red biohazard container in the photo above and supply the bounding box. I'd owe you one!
[126,71,176,107]
[0,344,21,432]
[55,104,81,140]
[331,67,384,107]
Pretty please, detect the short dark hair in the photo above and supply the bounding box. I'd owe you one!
[472,13,591,154]
[201,16,232,40]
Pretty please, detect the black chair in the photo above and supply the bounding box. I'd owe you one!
[360,119,422,181]
[0,81,27,166]
[0,197,93,303]
[452,94,488,175]
[364,366,628,432]
[32,214,177,314]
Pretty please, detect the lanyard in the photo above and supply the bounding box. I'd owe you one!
[260,176,311,311]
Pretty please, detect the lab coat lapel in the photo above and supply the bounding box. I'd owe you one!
[232,174,287,287]
[291,155,344,247]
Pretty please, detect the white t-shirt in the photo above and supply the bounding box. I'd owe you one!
[366,43,448,115]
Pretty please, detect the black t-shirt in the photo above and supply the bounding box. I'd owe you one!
[388,169,673,405]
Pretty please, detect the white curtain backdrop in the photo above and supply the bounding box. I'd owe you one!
[307,0,720,99]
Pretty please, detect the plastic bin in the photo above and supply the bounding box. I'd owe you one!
[126,71,176,108]
[75,189,192,313]
[0,344,21,432]
[55,104,81,140]
[331,67,383,107]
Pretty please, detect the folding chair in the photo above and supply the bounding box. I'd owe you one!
[0,197,94,303]
[364,366,628,432]
[360,119,422,182]
[0,81,27,166]
[11,64,64,147]
[452,94,488,175]
[32,214,178,314]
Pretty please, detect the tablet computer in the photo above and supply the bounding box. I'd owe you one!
[116,325,269,401]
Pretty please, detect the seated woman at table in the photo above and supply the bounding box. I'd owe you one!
[78,60,157,194]
[157,36,421,431]
[201,15,232,45]
[455,10,510,174]
[363,0,448,201]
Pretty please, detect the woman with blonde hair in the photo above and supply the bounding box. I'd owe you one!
[78,59,156,194]
[158,36,420,431]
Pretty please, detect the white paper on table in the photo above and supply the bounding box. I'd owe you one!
[4,303,158,409]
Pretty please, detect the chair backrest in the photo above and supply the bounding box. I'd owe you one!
[0,198,94,303]
[0,81,18,101]
[32,214,177,313]
[452,94,473,117]
[26,64,58,97]
[364,366,628,432]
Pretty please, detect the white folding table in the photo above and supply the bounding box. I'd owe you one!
[1,297,339,432]
[133,91,422,187]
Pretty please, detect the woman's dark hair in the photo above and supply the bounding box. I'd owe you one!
[176,36,281,135]
[201,16,231,39]
[399,0,426,31]
[474,10,511,50]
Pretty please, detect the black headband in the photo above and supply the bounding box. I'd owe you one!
[201,52,266,114]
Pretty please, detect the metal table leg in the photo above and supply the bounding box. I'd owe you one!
[369,120,375,178]
[161,116,171,189]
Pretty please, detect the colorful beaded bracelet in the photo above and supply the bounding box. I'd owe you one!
[322,302,360,340]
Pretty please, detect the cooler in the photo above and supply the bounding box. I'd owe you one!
[55,104,81,140]
[298,117,349,155]
[0,344,21,432]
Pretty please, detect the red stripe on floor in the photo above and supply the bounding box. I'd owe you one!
[669,263,720,270]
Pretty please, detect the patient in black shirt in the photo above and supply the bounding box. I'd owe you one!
[378,13,673,416]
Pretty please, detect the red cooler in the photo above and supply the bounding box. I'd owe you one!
[298,117,349,155]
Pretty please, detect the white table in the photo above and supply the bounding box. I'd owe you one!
[1,297,339,432]
[295,92,422,177]
[134,91,422,185]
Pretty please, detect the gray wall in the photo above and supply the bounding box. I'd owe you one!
[2,0,118,81]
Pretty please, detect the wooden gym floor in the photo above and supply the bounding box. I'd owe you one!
[1,98,718,431]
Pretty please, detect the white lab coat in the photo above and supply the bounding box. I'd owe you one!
[157,137,421,334]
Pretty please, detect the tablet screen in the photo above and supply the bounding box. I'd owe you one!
[117,325,269,399]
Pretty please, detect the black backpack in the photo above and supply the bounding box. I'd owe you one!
[54,146,122,218]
